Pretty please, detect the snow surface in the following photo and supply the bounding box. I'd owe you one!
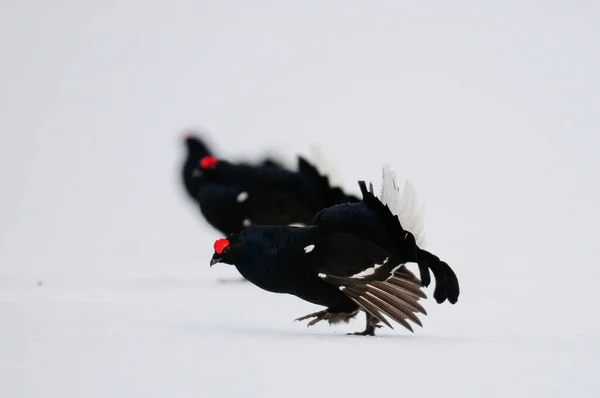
[2,1,600,397]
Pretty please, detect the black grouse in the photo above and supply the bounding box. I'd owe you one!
[181,132,289,205]
[181,131,360,237]
[209,164,460,335]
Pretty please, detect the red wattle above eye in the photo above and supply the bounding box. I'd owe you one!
[214,238,229,254]
[200,156,218,169]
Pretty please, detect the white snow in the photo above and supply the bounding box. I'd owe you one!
[2,2,600,398]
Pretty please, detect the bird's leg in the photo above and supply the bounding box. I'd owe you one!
[294,310,329,327]
[347,313,382,336]
[295,309,358,327]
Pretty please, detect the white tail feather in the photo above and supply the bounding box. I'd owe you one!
[377,164,427,248]
[309,144,344,188]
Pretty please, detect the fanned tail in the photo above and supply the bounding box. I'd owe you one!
[378,164,427,248]
[362,165,460,305]
[298,156,360,210]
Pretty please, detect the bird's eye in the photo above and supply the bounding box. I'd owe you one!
[223,245,231,254]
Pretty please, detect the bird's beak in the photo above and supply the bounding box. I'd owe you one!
[210,256,222,267]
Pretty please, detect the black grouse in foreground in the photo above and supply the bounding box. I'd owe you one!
[209,164,460,335]
[181,131,360,237]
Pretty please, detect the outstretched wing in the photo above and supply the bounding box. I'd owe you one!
[308,233,428,333]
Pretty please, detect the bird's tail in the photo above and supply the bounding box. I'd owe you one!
[307,144,345,189]
[297,156,360,210]
[376,164,427,248]
[361,164,460,305]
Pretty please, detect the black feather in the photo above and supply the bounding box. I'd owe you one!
[181,133,359,237]
[209,169,460,335]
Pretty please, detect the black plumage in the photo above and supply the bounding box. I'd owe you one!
[181,132,360,237]
[209,165,460,335]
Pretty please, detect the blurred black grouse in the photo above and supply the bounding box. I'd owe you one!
[209,164,460,335]
[181,132,360,236]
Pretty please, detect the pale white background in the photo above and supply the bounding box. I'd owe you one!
[1,1,599,397]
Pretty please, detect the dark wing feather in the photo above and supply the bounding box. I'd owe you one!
[308,233,428,333]
[242,185,315,226]
[297,156,360,208]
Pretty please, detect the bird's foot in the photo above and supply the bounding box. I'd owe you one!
[346,314,382,336]
[294,310,331,327]
[346,324,381,336]
[294,310,357,327]
[347,330,374,336]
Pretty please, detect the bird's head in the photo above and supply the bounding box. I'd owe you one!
[210,236,239,266]
[183,132,201,149]
[198,155,219,170]
[209,227,281,267]
[182,131,213,158]
[190,155,224,180]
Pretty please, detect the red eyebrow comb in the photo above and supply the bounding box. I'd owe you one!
[200,156,218,169]
[214,238,229,254]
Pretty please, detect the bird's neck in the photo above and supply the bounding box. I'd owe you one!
[233,256,289,294]
[182,155,203,196]
[234,226,320,293]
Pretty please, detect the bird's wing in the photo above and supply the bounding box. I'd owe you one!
[260,148,296,170]
[240,184,315,227]
[307,232,428,333]
[307,143,344,188]
[297,156,360,208]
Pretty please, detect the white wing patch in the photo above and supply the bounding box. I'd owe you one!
[237,191,249,203]
[304,244,315,253]
[349,257,389,279]
[242,218,252,227]
[377,164,427,248]
[288,223,307,227]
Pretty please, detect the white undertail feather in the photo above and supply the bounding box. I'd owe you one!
[308,144,344,188]
[376,164,427,248]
